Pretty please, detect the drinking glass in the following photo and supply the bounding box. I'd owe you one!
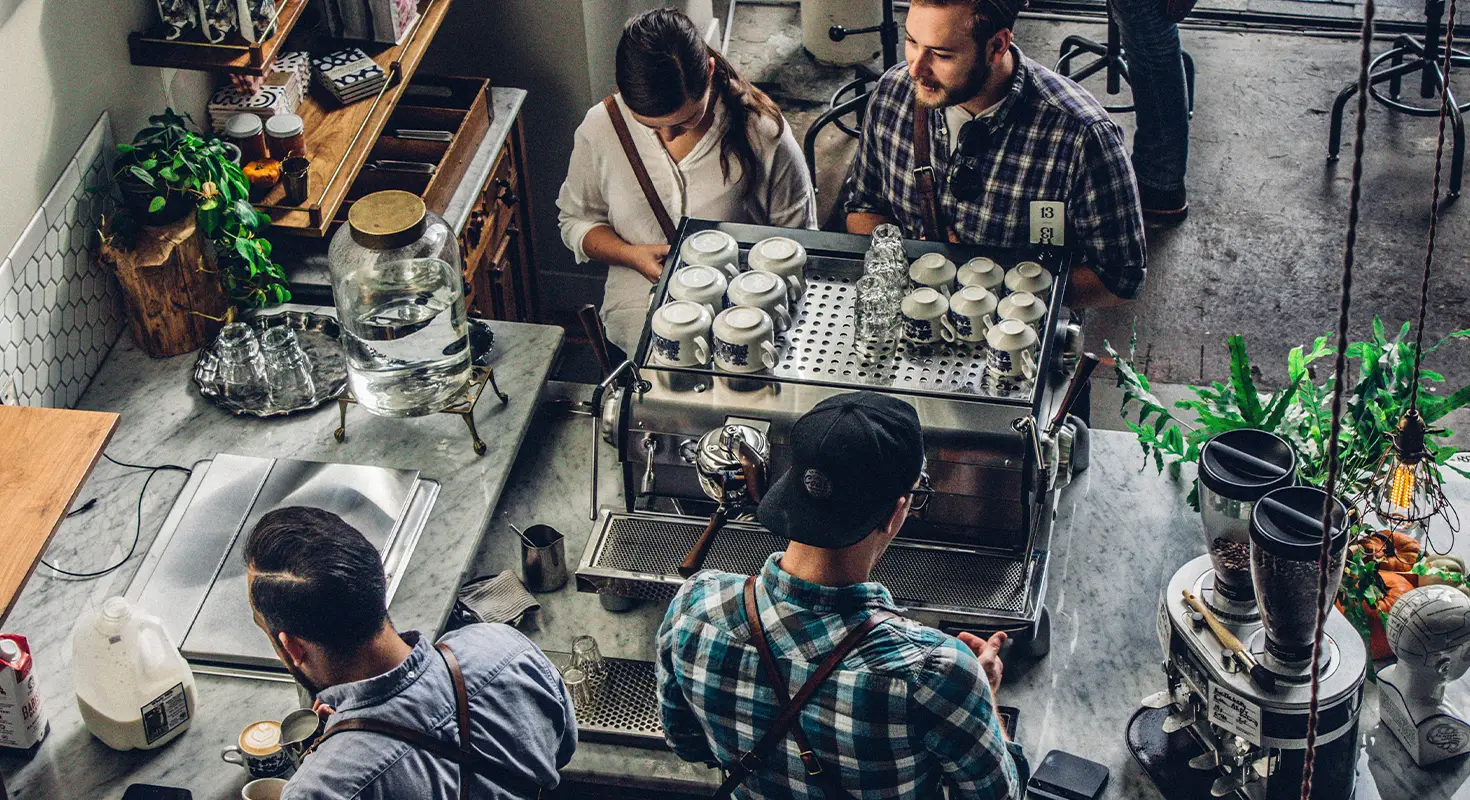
[260,326,316,409]
[562,666,592,708]
[570,635,605,684]
[216,323,267,402]
[854,275,899,344]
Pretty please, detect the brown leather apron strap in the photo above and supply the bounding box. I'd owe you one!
[712,577,895,800]
[437,642,473,800]
[912,99,944,241]
[603,95,679,245]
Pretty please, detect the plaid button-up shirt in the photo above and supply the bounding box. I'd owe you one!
[845,48,1147,300]
[656,554,1029,799]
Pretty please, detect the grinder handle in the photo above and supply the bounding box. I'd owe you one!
[1049,353,1100,433]
[680,504,728,577]
[579,304,616,379]
[736,439,767,504]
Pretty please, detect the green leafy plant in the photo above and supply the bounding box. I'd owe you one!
[107,109,290,308]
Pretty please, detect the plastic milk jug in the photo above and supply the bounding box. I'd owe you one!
[0,634,48,752]
[73,596,197,750]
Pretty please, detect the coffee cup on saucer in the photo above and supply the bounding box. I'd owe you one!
[726,270,793,331]
[679,230,740,276]
[945,285,998,343]
[651,300,713,367]
[667,264,729,316]
[998,290,1046,332]
[1004,261,1054,298]
[908,252,957,296]
[747,237,807,301]
[713,306,778,373]
[901,287,953,346]
[222,720,289,778]
[957,256,1005,294]
[984,318,1039,391]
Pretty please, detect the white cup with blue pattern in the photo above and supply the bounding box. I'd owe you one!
[650,300,713,367]
[668,264,728,317]
[944,285,998,344]
[712,306,777,374]
[901,287,954,346]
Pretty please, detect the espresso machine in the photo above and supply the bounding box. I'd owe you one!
[575,220,1092,654]
[1131,436,1367,800]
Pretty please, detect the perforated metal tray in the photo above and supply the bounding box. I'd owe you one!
[547,651,666,749]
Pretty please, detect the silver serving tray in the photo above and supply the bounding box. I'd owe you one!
[193,310,348,417]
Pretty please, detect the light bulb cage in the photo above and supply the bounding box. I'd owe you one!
[1357,410,1459,536]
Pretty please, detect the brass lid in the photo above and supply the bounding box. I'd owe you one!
[349,190,426,250]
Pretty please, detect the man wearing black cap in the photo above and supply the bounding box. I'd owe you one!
[655,391,1028,799]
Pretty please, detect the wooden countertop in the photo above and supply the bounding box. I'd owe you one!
[0,405,118,626]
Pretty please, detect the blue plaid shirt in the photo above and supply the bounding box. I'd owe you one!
[845,49,1147,300]
[656,554,1029,799]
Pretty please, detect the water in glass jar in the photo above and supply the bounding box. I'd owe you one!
[338,257,471,417]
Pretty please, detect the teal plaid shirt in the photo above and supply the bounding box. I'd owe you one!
[656,554,1029,799]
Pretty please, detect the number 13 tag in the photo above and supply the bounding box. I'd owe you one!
[1029,201,1065,246]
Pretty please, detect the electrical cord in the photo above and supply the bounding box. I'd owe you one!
[40,454,192,580]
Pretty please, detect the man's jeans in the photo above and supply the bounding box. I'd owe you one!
[1112,0,1190,192]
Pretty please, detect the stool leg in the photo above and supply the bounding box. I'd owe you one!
[1107,14,1124,96]
[1450,86,1465,198]
[1390,48,1405,99]
[1328,80,1359,161]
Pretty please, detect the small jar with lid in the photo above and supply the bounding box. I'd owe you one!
[264,114,306,160]
[223,113,267,164]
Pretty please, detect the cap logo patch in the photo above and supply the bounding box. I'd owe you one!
[802,468,832,499]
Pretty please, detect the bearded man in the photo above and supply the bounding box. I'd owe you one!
[845,0,1146,308]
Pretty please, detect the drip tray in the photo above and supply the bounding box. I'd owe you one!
[576,511,1038,622]
[126,453,439,677]
[548,652,666,750]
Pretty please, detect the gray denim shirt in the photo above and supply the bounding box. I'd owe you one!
[282,624,577,799]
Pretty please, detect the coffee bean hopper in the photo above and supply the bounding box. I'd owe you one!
[1131,482,1368,799]
[576,219,1091,655]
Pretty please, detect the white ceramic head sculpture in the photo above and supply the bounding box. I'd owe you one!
[1387,585,1470,683]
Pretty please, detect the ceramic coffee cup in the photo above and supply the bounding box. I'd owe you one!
[222,720,289,778]
[241,778,288,800]
[279,708,323,768]
[712,306,778,373]
[747,237,807,301]
[650,300,713,367]
[985,318,1039,382]
[901,287,954,345]
[998,290,1047,332]
[944,285,998,343]
[908,252,957,296]
[1004,261,1054,298]
[679,230,740,276]
[957,256,1005,294]
[726,269,793,331]
[667,264,729,316]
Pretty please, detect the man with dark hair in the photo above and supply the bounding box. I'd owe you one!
[846,0,1146,309]
[656,392,1028,799]
[245,506,576,799]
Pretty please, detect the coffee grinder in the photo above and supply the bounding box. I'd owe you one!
[1129,433,1367,799]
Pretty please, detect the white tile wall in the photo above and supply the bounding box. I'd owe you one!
[0,113,125,409]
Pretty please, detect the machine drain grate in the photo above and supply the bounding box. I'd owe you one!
[549,652,667,749]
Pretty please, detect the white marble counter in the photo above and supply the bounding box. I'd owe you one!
[0,317,562,799]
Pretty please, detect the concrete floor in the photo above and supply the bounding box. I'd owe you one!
[724,3,1470,442]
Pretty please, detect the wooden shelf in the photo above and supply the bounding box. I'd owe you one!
[128,0,310,76]
[257,0,454,238]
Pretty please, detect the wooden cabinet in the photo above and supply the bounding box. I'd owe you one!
[461,110,539,323]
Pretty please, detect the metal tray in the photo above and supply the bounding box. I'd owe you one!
[193,310,347,416]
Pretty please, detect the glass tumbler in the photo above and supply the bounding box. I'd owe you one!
[216,323,267,402]
[562,666,592,709]
[260,326,316,409]
[854,275,899,344]
[570,635,605,684]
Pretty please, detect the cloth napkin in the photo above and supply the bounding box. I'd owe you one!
[457,572,540,627]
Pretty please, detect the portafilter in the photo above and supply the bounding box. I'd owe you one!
[679,425,770,576]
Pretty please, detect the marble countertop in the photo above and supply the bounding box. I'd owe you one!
[470,395,1470,800]
[0,313,562,799]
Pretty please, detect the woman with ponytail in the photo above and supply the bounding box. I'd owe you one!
[557,7,816,355]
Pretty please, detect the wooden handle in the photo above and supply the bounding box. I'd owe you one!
[578,304,615,379]
[1049,353,1100,432]
[1181,589,1248,655]
[736,440,766,504]
[679,506,728,577]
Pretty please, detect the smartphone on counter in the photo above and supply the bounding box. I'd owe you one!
[997,705,1020,741]
[123,785,193,800]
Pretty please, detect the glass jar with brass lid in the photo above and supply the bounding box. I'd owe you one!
[328,190,471,417]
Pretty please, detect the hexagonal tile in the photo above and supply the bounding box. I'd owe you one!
[36,335,52,363]
[3,289,17,321]
[45,228,62,258]
[29,285,45,315]
[59,305,75,332]
[22,313,38,342]
[46,359,62,390]
[43,282,59,311]
[20,367,36,394]
[23,257,40,288]
[70,224,88,253]
[2,345,15,374]
[65,329,81,356]
[91,325,107,350]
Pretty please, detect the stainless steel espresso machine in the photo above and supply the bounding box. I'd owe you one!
[575,219,1092,654]
[1131,436,1368,800]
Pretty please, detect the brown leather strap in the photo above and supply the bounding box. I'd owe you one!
[604,95,678,244]
[713,577,896,799]
[912,99,944,241]
[310,643,545,799]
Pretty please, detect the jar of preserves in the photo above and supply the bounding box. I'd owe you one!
[223,113,267,163]
[264,113,306,160]
[328,190,470,417]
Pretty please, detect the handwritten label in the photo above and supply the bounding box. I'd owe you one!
[1029,201,1065,246]
[1209,683,1262,745]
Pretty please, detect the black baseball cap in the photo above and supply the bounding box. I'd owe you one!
[758,392,926,549]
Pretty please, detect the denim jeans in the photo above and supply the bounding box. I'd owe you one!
[1112,0,1190,192]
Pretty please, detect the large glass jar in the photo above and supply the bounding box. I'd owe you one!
[1197,429,1296,605]
[1249,486,1349,665]
[328,190,470,417]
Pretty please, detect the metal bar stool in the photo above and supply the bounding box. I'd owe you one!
[1055,0,1197,116]
[1326,0,1468,198]
[802,0,902,183]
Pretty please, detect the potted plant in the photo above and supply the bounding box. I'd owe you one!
[1108,319,1470,657]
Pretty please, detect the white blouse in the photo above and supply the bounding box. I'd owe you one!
[556,93,818,263]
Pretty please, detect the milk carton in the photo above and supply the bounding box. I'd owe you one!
[0,634,48,753]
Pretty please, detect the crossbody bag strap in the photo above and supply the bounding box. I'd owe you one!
[911,99,944,241]
[603,95,679,245]
[712,577,895,800]
[436,642,474,800]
